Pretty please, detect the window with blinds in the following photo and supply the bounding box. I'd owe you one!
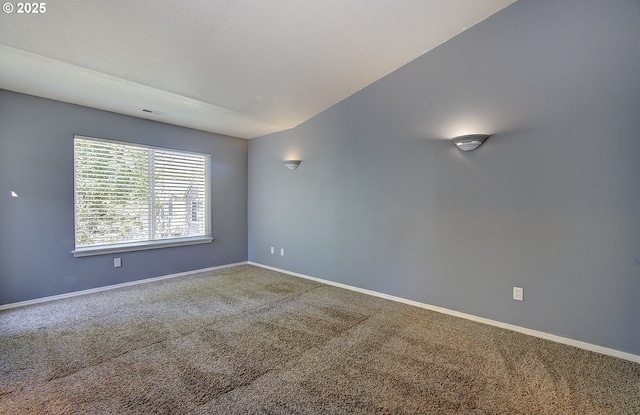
[73,136,211,256]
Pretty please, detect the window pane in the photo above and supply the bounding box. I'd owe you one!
[74,136,209,250]
[152,149,207,240]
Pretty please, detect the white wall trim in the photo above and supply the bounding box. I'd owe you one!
[0,261,248,311]
[248,262,640,364]
[3,260,638,364]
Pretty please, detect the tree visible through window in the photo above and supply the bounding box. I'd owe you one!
[73,136,210,252]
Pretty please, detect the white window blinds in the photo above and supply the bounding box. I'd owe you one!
[73,136,210,252]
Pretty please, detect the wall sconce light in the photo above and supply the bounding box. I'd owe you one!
[283,160,301,170]
[451,134,490,151]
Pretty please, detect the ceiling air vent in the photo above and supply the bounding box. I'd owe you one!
[141,109,164,115]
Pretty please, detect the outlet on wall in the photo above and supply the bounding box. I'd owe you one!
[114,258,122,268]
[513,286,523,301]
[270,246,275,254]
[280,248,285,256]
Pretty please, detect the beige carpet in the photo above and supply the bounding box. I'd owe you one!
[1,265,638,414]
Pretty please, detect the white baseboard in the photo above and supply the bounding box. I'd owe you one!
[3,260,638,364]
[248,262,640,364]
[0,261,249,311]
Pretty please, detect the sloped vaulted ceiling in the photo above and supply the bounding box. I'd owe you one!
[0,0,515,139]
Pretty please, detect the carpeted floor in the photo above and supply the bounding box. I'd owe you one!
[1,265,639,414]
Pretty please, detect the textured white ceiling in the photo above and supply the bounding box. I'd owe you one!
[0,0,515,139]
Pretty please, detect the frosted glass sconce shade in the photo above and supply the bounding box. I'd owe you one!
[284,160,301,170]
[451,134,489,151]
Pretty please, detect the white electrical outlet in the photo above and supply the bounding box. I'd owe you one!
[280,248,285,256]
[513,286,523,301]
[270,246,275,254]
[114,258,122,268]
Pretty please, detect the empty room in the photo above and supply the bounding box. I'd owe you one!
[1,0,639,413]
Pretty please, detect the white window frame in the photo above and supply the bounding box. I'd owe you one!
[72,135,212,257]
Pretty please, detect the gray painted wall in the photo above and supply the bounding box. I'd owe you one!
[0,90,248,305]
[248,0,640,355]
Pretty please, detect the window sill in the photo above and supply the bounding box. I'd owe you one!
[72,236,214,257]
